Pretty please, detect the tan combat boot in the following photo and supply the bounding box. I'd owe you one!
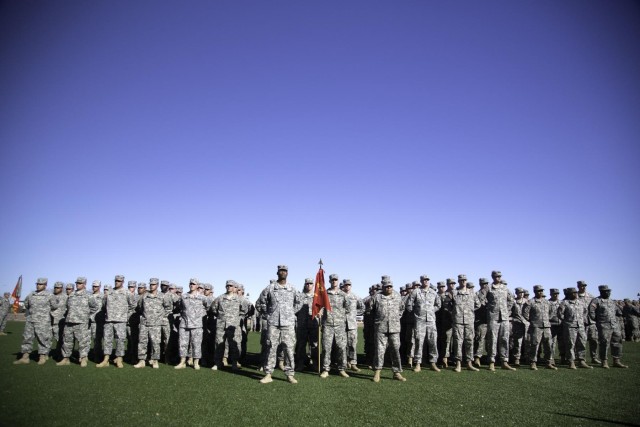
[115,357,124,368]
[467,361,479,372]
[13,353,30,365]
[236,361,242,368]
[502,362,516,371]
[546,362,558,370]
[372,370,381,383]
[187,358,193,367]
[193,359,200,370]
[222,357,229,367]
[96,355,110,368]
[474,356,482,367]
[442,357,448,368]
[278,360,285,371]
[413,364,421,373]
[430,362,440,372]
[407,357,413,368]
[514,358,520,367]
[530,362,538,370]
[287,375,298,384]
[259,373,273,384]
[454,361,461,373]
[320,371,329,378]
[601,360,609,369]
[37,355,48,365]
[151,360,159,369]
[568,361,576,369]
[134,360,146,368]
[56,358,70,366]
[488,362,495,371]
[338,370,350,378]
[613,358,628,368]
[80,357,87,368]
[393,372,407,382]
[174,357,186,369]
[350,363,360,372]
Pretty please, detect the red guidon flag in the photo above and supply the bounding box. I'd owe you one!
[11,275,22,313]
[312,266,331,317]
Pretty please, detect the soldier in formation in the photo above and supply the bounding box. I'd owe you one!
[405,274,441,373]
[0,292,10,335]
[57,277,93,367]
[319,274,350,378]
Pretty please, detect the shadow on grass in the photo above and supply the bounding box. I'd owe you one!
[551,412,640,426]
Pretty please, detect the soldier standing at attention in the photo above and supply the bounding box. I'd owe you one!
[295,278,318,371]
[511,288,528,367]
[486,270,516,371]
[97,275,133,368]
[0,292,11,335]
[362,285,378,369]
[57,277,93,367]
[451,277,480,372]
[256,265,299,383]
[175,278,209,370]
[577,281,599,363]
[134,278,171,369]
[523,285,557,370]
[211,280,246,371]
[548,289,564,364]
[88,280,104,362]
[437,279,455,368]
[473,278,489,367]
[589,285,628,368]
[14,278,59,365]
[65,283,74,297]
[159,280,172,363]
[50,282,67,358]
[406,274,441,373]
[343,279,363,372]
[368,278,406,382]
[319,274,351,378]
[558,287,592,369]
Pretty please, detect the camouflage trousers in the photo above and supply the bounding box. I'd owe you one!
[511,322,526,360]
[564,325,587,361]
[0,310,8,332]
[90,320,103,356]
[528,326,552,363]
[346,328,358,364]
[21,321,52,355]
[179,327,203,358]
[413,321,438,364]
[103,321,127,357]
[295,323,319,368]
[51,317,65,344]
[322,324,347,371]
[214,324,241,364]
[550,324,564,361]
[374,329,402,373]
[264,325,295,376]
[62,322,90,358]
[487,320,510,363]
[160,322,171,360]
[474,323,488,358]
[403,322,415,362]
[138,324,162,360]
[452,323,474,363]
[437,325,452,361]
[597,324,623,361]
[586,323,599,360]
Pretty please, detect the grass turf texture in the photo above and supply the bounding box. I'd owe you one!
[1,321,639,426]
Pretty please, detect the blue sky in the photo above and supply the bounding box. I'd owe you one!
[1,1,639,300]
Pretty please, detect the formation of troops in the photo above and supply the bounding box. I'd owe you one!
[6,266,639,383]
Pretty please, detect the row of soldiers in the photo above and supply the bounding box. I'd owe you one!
[11,276,255,370]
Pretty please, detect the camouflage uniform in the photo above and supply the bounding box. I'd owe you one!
[20,280,58,355]
[558,293,588,362]
[523,290,554,365]
[589,288,624,363]
[321,286,351,373]
[62,282,92,359]
[451,286,480,364]
[577,283,598,361]
[103,284,135,357]
[511,289,528,364]
[486,279,515,364]
[368,287,404,374]
[256,279,298,377]
[295,284,318,369]
[178,289,209,359]
[436,285,454,365]
[362,288,377,366]
[88,284,104,359]
[211,286,247,366]
[473,281,489,360]
[0,294,10,333]
[405,285,441,365]
[50,283,68,354]
[344,287,364,367]
[138,291,172,361]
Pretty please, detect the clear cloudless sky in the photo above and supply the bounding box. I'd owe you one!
[1,0,639,300]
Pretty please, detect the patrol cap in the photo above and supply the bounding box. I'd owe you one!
[115,275,125,282]
[237,284,244,291]
[329,274,339,281]
[491,270,502,277]
[304,278,313,285]
[160,280,169,286]
[577,280,587,286]
[225,280,236,287]
[381,281,393,288]
[343,279,352,286]
[550,288,559,294]
[533,285,544,292]
[523,290,529,296]
[429,284,437,291]
[404,284,411,291]
[54,281,63,288]
[204,283,212,291]
[566,287,578,294]
[339,282,344,289]
[466,282,475,288]
[176,286,183,292]
[446,278,456,285]
[412,281,420,288]
[128,281,137,287]
[420,275,430,281]
[75,277,87,284]
[92,280,101,287]
[479,278,489,285]
[36,278,48,285]
[381,275,391,283]
[437,282,445,288]
[138,282,147,289]
[149,278,159,285]
[66,283,74,290]
[374,284,381,290]
[277,265,288,271]
[197,283,204,289]
[458,274,467,280]
[598,285,610,292]
[104,284,112,291]
[189,278,199,285]
[515,287,524,293]
[168,283,176,290]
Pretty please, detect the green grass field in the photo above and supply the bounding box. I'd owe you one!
[1,320,639,426]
